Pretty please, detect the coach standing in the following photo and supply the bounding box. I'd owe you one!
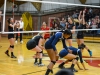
[15,17,24,44]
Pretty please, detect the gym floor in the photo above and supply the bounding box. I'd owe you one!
[0,37,100,75]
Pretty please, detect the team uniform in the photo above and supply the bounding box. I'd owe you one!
[45,32,68,51]
[59,46,83,63]
[69,46,83,63]
[67,23,75,39]
[41,27,50,39]
[8,23,14,39]
[26,35,43,50]
[77,24,86,39]
[26,35,44,66]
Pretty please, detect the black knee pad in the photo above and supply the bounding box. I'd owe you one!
[10,45,14,48]
[39,51,43,53]
[51,61,56,65]
[79,43,86,49]
[75,57,79,61]
[68,60,73,62]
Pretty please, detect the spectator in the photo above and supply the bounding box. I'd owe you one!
[15,17,24,44]
[60,17,66,29]
[72,12,78,19]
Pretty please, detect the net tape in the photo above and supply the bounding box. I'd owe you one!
[0,29,100,34]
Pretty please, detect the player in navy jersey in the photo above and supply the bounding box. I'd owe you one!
[45,30,78,75]
[26,33,44,66]
[77,10,92,57]
[59,43,88,71]
[5,18,18,58]
[66,17,75,47]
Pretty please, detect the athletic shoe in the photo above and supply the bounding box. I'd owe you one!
[15,41,17,44]
[38,63,45,67]
[89,50,92,57]
[11,55,17,58]
[20,41,23,44]
[5,51,10,57]
[68,68,78,72]
[34,62,39,65]
[73,68,78,72]
[58,65,65,69]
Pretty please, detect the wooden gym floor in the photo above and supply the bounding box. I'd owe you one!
[0,37,100,75]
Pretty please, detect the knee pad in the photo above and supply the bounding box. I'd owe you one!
[10,45,14,48]
[68,60,73,62]
[39,51,43,53]
[79,43,86,49]
[75,57,79,61]
[51,61,56,65]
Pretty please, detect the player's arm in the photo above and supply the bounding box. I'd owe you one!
[62,38,68,51]
[38,38,44,50]
[78,51,88,70]
[72,25,75,34]
[78,11,82,23]
[51,36,59,51]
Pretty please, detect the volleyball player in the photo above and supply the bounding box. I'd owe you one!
[45,30,78,75]
[77,10,92,57]
[26,33,44,66]
[66,17,75,46]
[59,43,88,70]
[5,18,18,58]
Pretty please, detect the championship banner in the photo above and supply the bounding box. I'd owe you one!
[31,0,42,11]
[22,12,33,31]
[79,0,86,4]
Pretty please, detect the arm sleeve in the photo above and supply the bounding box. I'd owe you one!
[62,38,68,50]
[78,50,83,63]
[51,36,59,51]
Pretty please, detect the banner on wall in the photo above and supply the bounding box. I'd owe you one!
[79,0,86,4]
[22,12,33,31]
[32,0,42,11]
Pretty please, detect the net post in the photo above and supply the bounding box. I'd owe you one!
[2,0,7,33]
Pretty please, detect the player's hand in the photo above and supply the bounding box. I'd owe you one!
[79,68,83,70]
[84,68,88,70]
[83,10,85,14]
[80,11,82,14]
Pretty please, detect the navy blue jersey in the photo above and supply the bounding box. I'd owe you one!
[45,32,68,51]
[69,46,83,63]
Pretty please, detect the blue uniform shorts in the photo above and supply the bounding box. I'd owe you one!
[59,48,69,58]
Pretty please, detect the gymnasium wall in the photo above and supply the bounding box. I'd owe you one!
[1,11,67,37]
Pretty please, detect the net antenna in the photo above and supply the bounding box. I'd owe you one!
[16,0,100,8]
[1,0,7,33]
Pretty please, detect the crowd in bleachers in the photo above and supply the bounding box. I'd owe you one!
[50,7,100,36]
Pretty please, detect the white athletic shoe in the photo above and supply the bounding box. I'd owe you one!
[38,63,45,67]
[34,62,39,65]
[15,41,17,44]
[20,41,23,44]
